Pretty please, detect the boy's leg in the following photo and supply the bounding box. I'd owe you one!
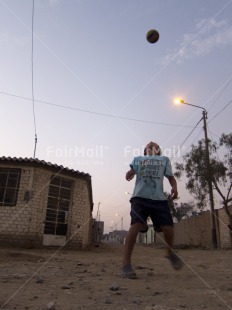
[122,198,148,278]
[161,225,183,270]
[161,225,174,256]
[122,222,143,266]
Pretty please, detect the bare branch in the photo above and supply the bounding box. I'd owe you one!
[226,184,232,201]
[212,180,226,202]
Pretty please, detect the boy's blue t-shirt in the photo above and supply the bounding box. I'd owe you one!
[130,155,173,201]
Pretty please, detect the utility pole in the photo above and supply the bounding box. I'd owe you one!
[96,202,101,243]
[202,111,217,248]
[174,98,218,249]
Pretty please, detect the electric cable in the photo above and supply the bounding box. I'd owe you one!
[0,91,197,128]
[209,99,232,124]
[31,0,37,158]
[207,75,232,113]
[171,98,232,163]
[170,117,203,161]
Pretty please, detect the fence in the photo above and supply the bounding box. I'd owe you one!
[145,207,232,249]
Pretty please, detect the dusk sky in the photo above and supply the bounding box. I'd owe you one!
[0,0,232,232]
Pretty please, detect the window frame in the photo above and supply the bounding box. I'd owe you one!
[44,176,73,236]
[0,168,21,207]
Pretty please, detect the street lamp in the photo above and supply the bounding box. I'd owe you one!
[174,98,217,249]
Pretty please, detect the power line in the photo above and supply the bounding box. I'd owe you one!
[170,117,203,161]
[184,129,204,155]
[208,131,221,140]
[0,91,197,129]
[207,75,232,113]
[209,99,232,123]
[31,0,37,158]
[171,99,232,163]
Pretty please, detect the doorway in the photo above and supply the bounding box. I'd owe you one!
[43,176,72,246]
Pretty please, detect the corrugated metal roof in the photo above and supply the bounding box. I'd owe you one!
[0,156,91,178]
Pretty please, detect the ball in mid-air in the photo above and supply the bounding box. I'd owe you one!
[146,29,159,44]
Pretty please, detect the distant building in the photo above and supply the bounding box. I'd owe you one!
[92,219,104,244]
[107,230,128,244]
[0,157,93,248]
[137,225,156,244]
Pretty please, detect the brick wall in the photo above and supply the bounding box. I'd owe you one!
[174,210,213,248]
[0,164,93,248]
[68,179,89,248]
[218,206,232,249]
[0,166,51,247]
[173,208,232,249]
[154,208,231,249]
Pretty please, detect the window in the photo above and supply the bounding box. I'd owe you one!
[0,168,21,206]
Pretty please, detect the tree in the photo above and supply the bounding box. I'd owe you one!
[174,133,232,242]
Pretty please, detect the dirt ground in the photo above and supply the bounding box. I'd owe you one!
[0,243,232,310]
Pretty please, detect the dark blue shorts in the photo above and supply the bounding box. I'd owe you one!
[130,197,173,231]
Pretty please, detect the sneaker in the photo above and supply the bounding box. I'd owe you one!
[121,264,137,279]
[167,252,184,270]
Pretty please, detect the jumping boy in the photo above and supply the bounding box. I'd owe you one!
[122,141,183,279]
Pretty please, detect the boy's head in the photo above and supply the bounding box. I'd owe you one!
[144,141,161,156]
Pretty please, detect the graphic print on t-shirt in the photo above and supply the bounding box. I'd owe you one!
[139,159,162,189]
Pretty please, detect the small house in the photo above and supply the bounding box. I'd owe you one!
[0,157,93,248]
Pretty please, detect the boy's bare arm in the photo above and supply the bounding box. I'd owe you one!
[126,169,135,181]
[168,176,178,199]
